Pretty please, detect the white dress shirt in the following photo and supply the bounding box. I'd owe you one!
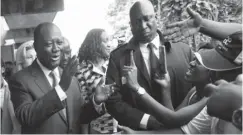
[139,34,162,129]
[37,59,104,119]
[37,59,67,101]
[139,34,161,76]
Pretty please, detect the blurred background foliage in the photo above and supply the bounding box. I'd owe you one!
[106,0,242,50]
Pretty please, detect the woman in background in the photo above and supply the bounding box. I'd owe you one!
[76,28,116,134]
[15,40,36,72]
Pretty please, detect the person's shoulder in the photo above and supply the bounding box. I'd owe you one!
[110,43,129,58]
[171,41,190,49]
[170,41,192,56]
[11,65,33,82]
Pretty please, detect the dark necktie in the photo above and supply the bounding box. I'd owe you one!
[147,43,161,102]
[147,43,159,78]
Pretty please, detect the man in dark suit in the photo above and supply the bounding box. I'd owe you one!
[9,22,114,134]
[105,0,193,130]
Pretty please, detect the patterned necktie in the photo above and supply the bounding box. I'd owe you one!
[147,43,159,78]
[49,71,67,119]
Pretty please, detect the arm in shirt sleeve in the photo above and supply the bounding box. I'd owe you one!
[140,114,150,129]
[55,85,67,101]
[139,91,208,128]
[9,75,65,127]
[105,54,163,130]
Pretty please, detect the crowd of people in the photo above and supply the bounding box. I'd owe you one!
[1,0,242,134]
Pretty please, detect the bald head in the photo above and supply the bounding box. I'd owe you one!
[130,0,155,21]
[33,22,63,70]
[129,0,157,43]
[34,22,62,47]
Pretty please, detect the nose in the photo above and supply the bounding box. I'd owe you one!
[140,20,147,29]
[52,42,60,52]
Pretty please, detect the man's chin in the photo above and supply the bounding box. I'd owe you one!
[49,61,60,69]
[138,35,153,43]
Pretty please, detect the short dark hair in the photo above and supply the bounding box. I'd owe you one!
[78,29,109,63]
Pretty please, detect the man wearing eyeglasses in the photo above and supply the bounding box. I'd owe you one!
[8,22,116,134]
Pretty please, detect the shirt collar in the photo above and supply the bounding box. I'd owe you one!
[139,34,160,49]
[87,60,106,76]
[37,59,60,77]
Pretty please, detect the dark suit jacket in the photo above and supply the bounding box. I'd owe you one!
[105,30,193,129]
[9,60,100,134]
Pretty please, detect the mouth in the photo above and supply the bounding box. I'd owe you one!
[141,31,150,36]
[106,48,112,52]
[51,54,60,61]
[185,68,194,76]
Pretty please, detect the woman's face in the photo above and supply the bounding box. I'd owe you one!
[185,58,210,83]
[22,49,36,68]
[100,31,112,54]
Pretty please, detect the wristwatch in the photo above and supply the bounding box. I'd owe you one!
[136,87,146,96]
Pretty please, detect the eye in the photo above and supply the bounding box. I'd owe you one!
[45,42,53,47]
[144,16,149,21]
[56,39,64,45]
[144,15,153,21]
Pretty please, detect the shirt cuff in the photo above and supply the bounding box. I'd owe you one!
[55,85,67,101]
[140,113,150,129]
[181,125,190,134]
[92,95,105,114]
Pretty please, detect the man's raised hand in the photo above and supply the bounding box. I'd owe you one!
[59,55,79,91]
[122,50,140,91]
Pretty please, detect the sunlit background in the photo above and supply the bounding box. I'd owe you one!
[53,0,115,55]
[1,0,117,57]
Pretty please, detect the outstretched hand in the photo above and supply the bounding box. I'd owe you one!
[94,83,119,104]
[163,7,203,43]
[122,50,140,91]
[118,125,137,134]
[206,75,242,122]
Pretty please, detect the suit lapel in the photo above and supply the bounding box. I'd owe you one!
[31,60,52,94]
[126,39,152,88]
[31,61,68,125]
[133,48,151,88]
[57,67,69,125]
[66,87,73,128]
